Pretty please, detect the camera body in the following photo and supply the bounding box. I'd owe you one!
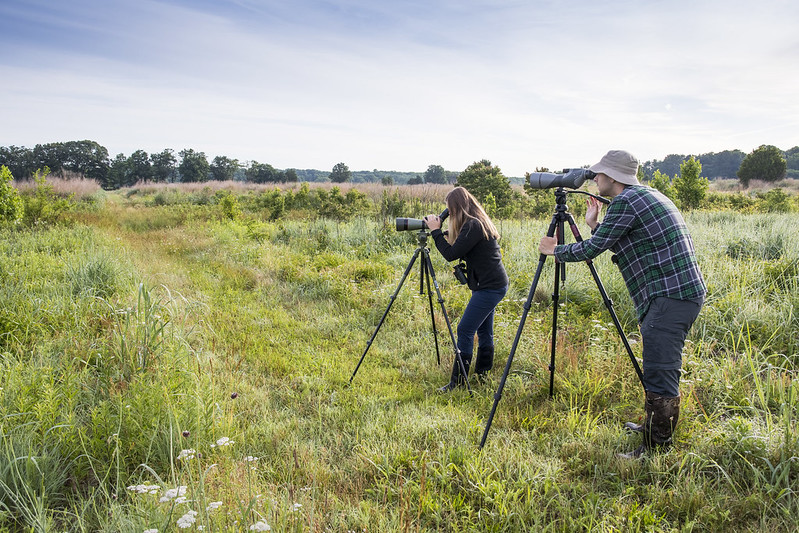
[395,208,449,232]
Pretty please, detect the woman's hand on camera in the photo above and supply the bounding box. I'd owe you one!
[423,215,441,231]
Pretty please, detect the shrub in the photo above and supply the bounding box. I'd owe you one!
[755,188,792,213]
[0,166,23,224]
[216,191,241,221]
[674,157,708,210]
[21,168,74,226]
[649,170,676,201]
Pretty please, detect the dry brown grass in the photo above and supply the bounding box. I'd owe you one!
[124,180,453,203]
[13,175,103,199]
[709,177,799,193]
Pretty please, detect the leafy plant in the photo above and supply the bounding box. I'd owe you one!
[21,168,74,226]
[0,166,23,225]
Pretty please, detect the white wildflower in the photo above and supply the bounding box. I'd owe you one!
[244,456,259,462]
[127,484,160,494]
[143,529,158,533]
[177,449,196,460]
[176,509,198,529]
[210,437,234,448]
[292,502,302,512]
[159,486,187,503]
[206,501,223,511]
[250,521,271,531]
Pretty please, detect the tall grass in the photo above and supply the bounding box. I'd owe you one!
[0,191,797,531]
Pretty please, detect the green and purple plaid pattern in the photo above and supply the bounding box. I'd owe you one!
[555,186,706,321]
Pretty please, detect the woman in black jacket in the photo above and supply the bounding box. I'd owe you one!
[423,187,508,391]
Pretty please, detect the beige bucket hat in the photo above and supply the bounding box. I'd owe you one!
[589,150,640,186]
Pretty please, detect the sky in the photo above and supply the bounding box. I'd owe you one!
[1,0,798,177]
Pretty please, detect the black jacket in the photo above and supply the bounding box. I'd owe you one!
[431,219,508,291]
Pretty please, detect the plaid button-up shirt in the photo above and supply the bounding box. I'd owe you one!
[555,185,706,321]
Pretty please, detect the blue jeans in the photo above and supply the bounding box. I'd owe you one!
[456,286,507,357]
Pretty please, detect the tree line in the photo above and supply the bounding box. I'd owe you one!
[642,146,799,181]
[0,141,435,190]
[1,140,796,190]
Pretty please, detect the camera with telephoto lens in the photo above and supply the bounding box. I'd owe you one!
[395,208,449,231]
[527,168,596,190]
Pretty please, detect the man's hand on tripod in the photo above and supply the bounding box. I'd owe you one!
[539,236,557,256]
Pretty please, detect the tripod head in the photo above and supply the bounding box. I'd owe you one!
[415,229,430,247]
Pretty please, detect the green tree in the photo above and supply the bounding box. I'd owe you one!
[782,146,799,179]
[105,153,131,189]
[62,140,109,182]
[0,145,37,181]
[210,156,239,181]
[328,162,351,183]
[737,145,787,187]
[0,165,23,224]
[424,164,447,184]
[456,159,513,209]
[649,170,676,201]
[284,169,299,183]
[178,149,209,183]
[127,149,152,183]
[150,149,177,183]
[245,161,281,183]
[673,157,708,210]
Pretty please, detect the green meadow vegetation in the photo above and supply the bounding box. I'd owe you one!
[1,176,798,531]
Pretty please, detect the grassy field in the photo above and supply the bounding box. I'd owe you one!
[0,182,797,531]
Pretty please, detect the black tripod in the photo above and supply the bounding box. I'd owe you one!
[350,229,472,393]
[479,187,645,448]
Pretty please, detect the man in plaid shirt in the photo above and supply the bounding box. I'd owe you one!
[539,150,706,459]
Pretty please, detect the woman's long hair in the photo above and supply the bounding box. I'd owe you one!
[445,187,500,244]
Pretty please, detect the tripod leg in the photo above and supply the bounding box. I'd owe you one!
[422,249,472,395]
[548,259,562,397]
[480,216,558,448]
[479,251,549,448]
[350,247,421,383]
[564,214,645,390]
[423,254,441,366]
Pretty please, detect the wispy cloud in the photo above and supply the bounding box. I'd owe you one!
[1,0,797,174]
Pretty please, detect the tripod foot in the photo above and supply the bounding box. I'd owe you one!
[437,381,463,393]
[437,353,472,393]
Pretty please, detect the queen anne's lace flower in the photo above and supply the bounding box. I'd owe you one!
[176,510,198,529]
[177,449,196,460]
[159,486,188,503]
[210,437,234,448]
[127,484,160,494]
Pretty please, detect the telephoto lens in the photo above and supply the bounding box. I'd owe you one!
[527,168,596,190]
[395,208,449,232]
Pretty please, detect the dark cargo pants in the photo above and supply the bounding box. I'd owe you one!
[640,296,703,396]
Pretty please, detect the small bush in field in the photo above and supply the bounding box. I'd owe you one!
[0,165,23,224]
[21,168,74,226]
[755,187,793,213]
[217,191,241,220]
